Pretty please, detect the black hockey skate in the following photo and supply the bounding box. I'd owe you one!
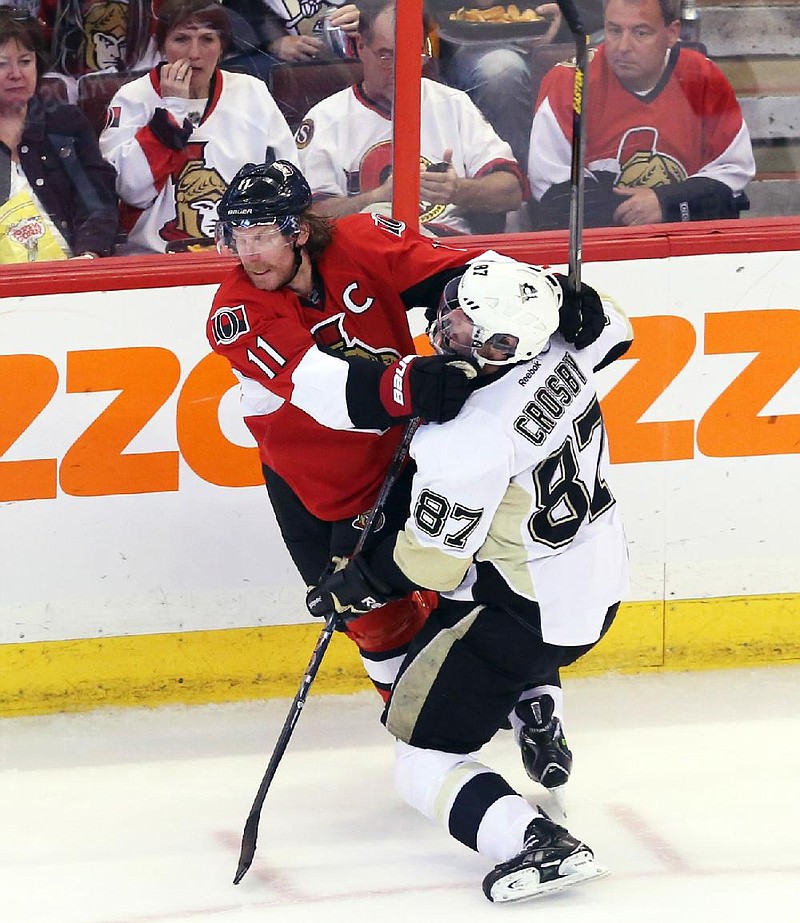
[482,814,606,903]
[516,694,573,790]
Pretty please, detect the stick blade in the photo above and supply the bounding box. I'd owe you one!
[233,813,260,884]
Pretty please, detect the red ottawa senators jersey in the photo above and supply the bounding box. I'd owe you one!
[207,212,485,520]
[529,44,755,202]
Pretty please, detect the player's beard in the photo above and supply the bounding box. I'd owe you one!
[243,264,294,291]
[241,250,299,290]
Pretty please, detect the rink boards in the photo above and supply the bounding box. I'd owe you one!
[1,225,798,715]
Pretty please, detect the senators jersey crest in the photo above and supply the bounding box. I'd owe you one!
[159,142,226,243]
[311,313,399,366]
[616,127,687,188]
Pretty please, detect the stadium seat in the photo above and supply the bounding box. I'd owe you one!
[268,59,364,132]
[77,71,147,136]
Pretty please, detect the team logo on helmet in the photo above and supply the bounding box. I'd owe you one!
[431,262,561,367]
[219,160,312,225]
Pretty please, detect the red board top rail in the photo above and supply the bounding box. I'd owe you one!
[1,218,798,299]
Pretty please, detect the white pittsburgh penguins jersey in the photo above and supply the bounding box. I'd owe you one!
[394,299,633,647]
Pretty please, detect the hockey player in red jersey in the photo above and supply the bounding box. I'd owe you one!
[307,259,633,902]
[207,160,606,699]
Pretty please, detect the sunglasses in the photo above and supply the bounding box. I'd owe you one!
[0,7,36,21]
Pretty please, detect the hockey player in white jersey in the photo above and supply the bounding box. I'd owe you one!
[307,258,633,902]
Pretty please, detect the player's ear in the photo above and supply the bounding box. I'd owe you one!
[296,221,310,246]
[666,19,682,47]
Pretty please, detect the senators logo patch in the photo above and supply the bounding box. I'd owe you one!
[352,511,385,534]
[295,119,314,150]
[210,305,250,344]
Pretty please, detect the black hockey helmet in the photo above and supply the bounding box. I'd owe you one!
[216,160,313,256]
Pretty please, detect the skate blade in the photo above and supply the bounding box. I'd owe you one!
[488,853,609,904]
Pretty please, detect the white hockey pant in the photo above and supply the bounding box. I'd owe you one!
[393,739,538,863]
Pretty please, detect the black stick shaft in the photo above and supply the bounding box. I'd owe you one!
[557,0,590,294]
[233,417,420,884]
[233,617,336,884]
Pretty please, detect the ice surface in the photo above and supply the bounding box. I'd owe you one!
[2,665,799,922]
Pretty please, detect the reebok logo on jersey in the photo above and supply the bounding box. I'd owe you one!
[210,305,250,344]
[517,360,541,386]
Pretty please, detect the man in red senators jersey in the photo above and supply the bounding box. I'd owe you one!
[207,159,605,698]
[529,0,755,229]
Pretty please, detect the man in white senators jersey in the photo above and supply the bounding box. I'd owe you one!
[295,0,525,236]
[308,258,633,903]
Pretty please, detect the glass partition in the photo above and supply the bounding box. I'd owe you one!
[420,0,799,236]
[281,0,798,243]
[3,0,796,271]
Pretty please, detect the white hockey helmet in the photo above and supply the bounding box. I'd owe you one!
[430,261,563,366]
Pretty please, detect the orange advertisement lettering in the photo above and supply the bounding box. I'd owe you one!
[698,310,800,458]
[0,308,798,501]
[61,347,181,496]
[177,352,261,487]
[0,354,58,501]
[602,315,696,463]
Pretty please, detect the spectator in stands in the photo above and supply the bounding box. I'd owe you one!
[528,0,755,228]
[431,1,605,169]
[296,0,525,236]
[1,1,55,41]
[48,0,160,77]
[98,0,297,253]
[0,7,118,262]
[222,1,360,81]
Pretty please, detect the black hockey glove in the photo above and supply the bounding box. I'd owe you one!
[379,354,479,423]
[554,275,607,350]
[148,108,193,150]
[535,172,618,230]
[306,556,402,624]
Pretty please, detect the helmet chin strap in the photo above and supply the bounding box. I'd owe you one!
[288,241,303,284]
[280,234,305,288]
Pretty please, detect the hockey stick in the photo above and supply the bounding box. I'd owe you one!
[556,0,590,293]
[233,416,421,885]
